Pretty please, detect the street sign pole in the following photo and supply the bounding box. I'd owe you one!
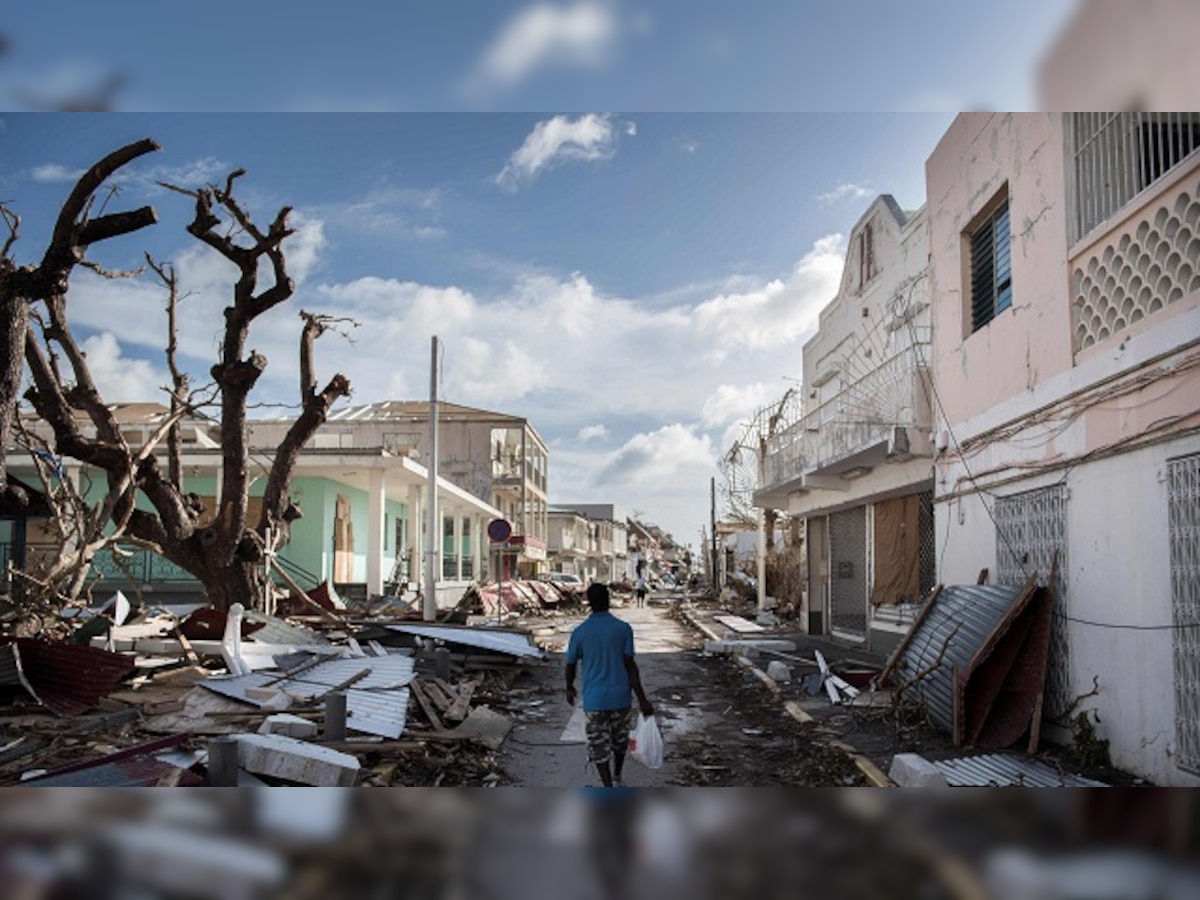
[487,519,512,627]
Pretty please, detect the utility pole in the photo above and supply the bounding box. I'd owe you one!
[424,336,439,622]
[710,476,718,593]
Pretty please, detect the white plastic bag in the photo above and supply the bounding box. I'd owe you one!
[628,712,663,769]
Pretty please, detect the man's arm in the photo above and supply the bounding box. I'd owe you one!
[564,661,577,706]
[624,656,654,717]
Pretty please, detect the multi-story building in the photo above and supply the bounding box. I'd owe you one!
[625,519,660,582]
[756,195,936,650]
[250,400,549,582]
[551,503,628,582]
[547,508,591,579]
[926,112,1200,784]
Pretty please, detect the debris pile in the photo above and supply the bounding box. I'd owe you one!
[0,585,554,787]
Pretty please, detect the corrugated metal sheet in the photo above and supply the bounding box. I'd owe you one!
[933,753,1107,787]
[201,653,415,739]
[344,686,409,739]
[880,579,1052,749]
[242,610,330,646]
[0,638,135,717]
[385,623,545,659]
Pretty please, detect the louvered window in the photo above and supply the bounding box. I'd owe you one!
[969,198,1012,331]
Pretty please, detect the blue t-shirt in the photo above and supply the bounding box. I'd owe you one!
[565,611,635,711]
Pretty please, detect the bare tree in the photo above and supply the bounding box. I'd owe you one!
[2,139,351,619]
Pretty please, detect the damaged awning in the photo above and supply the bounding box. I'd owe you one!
[878,575,1053,749]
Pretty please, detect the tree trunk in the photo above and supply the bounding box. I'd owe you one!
[0,292,28,503]
[195,553,270,613]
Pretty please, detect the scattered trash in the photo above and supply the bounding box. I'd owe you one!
[765,661,792,683]
[814,650,861,705]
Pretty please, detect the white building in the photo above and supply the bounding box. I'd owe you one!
[756,195,936,650]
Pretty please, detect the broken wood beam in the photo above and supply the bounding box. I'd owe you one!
[409,680,447,733]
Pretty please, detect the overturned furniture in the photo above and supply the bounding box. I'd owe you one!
[878,575,1054,750]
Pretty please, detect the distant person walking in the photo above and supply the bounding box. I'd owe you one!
[565,583,654,787]
[634,574,648,608]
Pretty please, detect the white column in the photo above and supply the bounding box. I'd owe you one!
[408,485,423,591]
[454,513,464,581]
[367,468,386,598]
[473,516,483,582]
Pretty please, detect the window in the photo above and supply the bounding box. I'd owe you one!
[858,222,876,289]
[1069,113,1200,243]
[968,197,1012,331]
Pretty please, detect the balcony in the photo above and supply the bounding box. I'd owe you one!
[759,348,932,503]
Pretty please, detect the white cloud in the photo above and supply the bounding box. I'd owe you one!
[701,383,775,428]
[281,212,326,285]
[330,184,447,240]
[32,163,85,183]
[79,332,168,403]
[495,113,630,190]
[818,181,873,206]
[577,424,609,442]
[690,234,844,358]
[597,424,715,488]
[464,0,620,98]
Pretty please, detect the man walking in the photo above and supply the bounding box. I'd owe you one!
[565,583,654,787]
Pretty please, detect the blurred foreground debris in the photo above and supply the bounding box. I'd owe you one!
[0,789,1197,900]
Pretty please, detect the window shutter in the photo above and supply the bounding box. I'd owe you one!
[970,213,996,330]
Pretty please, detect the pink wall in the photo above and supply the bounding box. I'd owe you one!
[926,113,1075,427]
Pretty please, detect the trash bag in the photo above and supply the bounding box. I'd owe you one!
[628,712,663,769]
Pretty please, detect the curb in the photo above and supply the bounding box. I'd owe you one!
[681,607,891,787]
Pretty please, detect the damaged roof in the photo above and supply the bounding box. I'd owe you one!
[0,639,136,717]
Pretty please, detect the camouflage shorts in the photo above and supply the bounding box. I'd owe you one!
[584,708,633,764]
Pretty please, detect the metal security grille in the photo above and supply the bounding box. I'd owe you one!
[1069,112,1200,243]
[1169,454,1200,774]
[995,484,1071,718]
[830,507,867,637]
[918,490,936,598]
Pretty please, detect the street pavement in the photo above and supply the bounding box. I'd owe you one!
[501,598,714,787]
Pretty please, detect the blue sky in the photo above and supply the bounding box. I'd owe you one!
[1,1,1079,112]
[2,112,959,545]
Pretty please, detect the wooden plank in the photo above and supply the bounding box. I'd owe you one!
[409,681,447,733]
[443,679,478,723]
[422,680,456,712]
[172,624,201,666]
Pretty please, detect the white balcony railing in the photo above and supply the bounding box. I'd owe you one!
[761,346,930,492]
